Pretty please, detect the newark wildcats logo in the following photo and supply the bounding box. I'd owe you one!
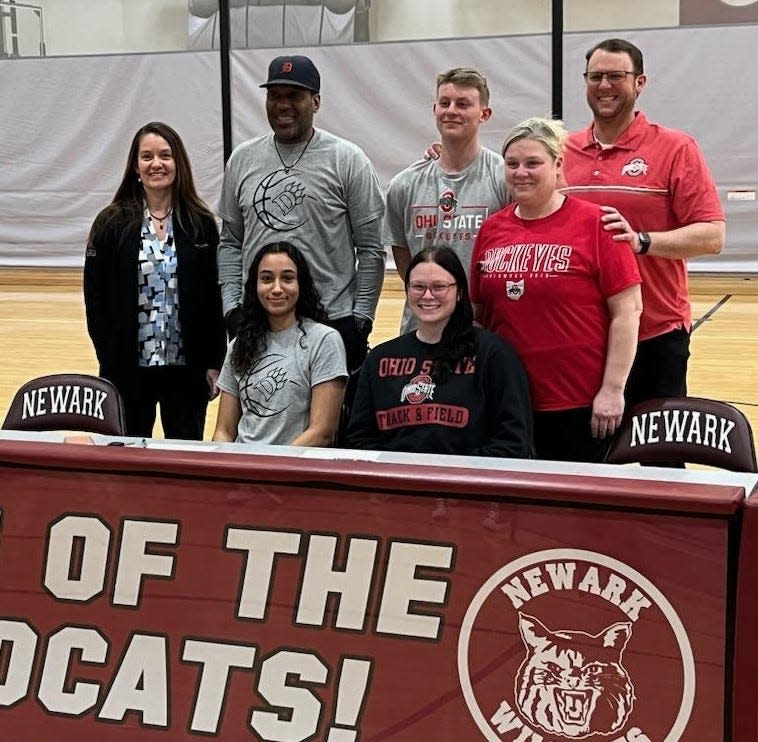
[458,549,695,742]
[621,157,648,177]
[239,353,297,418]
[515,614,634,737]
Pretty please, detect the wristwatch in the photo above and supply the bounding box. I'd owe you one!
[638,231,652,255]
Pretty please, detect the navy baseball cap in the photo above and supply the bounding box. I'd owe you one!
[261,55,320,93]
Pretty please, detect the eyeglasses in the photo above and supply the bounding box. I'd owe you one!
[583,71,638,84]
[407,281,457,297]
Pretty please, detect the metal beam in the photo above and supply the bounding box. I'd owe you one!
[551,0,563,119]
[219,0,233,163]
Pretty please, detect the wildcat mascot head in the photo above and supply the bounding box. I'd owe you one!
[515,613,635,738]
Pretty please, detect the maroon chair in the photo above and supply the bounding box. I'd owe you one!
[606,396,757,472]
[2,373,126,436]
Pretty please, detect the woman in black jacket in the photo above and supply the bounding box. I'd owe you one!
[84,121,226,439]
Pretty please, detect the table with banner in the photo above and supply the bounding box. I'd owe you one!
[0,433,756,742]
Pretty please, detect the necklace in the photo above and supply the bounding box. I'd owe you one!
[273,130,315,173]
[148,206,173,230]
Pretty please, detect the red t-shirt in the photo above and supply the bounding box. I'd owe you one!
[562,112,724,341]
[470,196,640,411]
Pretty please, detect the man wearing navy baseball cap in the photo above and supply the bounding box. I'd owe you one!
[217,53,385,380]
[260,54,320,93]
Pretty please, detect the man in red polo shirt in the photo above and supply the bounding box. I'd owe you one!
[562,38,725,408]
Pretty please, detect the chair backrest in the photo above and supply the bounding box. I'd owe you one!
[606,396,757,472]
[2,373,126,436]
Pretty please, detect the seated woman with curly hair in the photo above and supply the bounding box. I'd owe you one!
[213,242,347,446]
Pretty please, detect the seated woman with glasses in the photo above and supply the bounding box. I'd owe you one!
[470,117,642,463]
[346,246,533,457]
[213,242,347,446]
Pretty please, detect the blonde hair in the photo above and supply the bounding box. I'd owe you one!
[501,117,568,160]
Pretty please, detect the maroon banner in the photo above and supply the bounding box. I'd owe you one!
[733,492,758,741]
[0,441,745,741]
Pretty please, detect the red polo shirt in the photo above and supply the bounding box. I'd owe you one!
[563,112,724,341]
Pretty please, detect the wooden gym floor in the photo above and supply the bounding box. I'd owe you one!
[1,268,757,441]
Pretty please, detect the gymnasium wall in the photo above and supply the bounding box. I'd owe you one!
[0,52,224,266]
[0,21,756,269]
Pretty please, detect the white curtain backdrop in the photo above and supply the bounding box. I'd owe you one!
[0,52,223,266]
[0,27,755,269]
[562,26,758,272]
[189,4,355,49]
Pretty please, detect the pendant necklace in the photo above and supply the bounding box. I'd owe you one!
[149,206,173,230]
[274,130,315,174]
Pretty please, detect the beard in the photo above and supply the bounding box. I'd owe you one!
[587,91,637,122]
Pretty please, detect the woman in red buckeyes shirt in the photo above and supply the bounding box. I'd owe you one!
[470,117,642,463]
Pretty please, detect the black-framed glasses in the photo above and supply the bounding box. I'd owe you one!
[583,71,638,84]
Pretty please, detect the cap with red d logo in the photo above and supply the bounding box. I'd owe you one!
[261,55,320,93]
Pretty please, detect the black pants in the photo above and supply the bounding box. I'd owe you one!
[327,316,370,447]
[121,365,209,440]
[328,315,369,375]
[533,407,611,463]
[625,327,690,406]
[624,328,690,467]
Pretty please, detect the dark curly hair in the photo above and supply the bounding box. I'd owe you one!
[232,242,328,373]
[406,246,475,379]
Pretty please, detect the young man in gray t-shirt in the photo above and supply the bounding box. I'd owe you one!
[217,54,385,372]
[384,67,508,332]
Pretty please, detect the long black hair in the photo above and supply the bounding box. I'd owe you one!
[406,246,475,378]
[88,121,213,245]
[232,242,328,373]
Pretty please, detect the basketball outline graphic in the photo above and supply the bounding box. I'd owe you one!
[253,169,311,232]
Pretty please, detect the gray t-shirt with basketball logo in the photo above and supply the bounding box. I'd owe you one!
[217,129,386,322]
[216,318,347,445]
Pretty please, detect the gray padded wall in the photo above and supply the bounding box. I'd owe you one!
[230,35,551,190]
[563,26,758,270]
[0,52,223,266]
[0,27,755,269]
[230,28,757,270]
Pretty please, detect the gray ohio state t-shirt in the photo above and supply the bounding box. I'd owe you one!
[216,318,347,445]
[384,148,508,332]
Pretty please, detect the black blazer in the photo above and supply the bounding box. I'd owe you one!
[83,206,226,390]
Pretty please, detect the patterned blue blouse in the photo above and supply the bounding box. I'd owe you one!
[137,206,185,367]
